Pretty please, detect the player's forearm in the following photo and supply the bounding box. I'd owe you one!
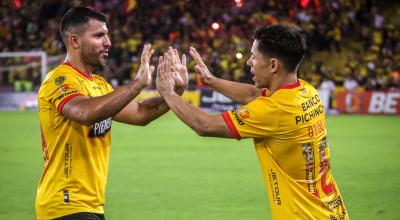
[135,96,171,125]
[162,91,216,136]
[64,79,146,125]
[208,77,262,104]
[124,85,187,125]
[112,87,186,126]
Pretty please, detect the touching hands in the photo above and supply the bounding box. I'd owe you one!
[136,44,155,87]
[155,46,212,97]
[168,47,189,94]
[156,52,176,97]
[189,47,215,85]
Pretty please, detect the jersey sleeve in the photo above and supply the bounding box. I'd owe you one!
[221,97,279,140]
[46,71,84,113]
[103,77,114,93]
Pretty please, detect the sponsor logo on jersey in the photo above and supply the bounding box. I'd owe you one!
[295,94,324,125]
[55,76,66,86]
[238,109,250,119]
[88,117,112,137]
[58,84,71,93]
[92,86,101,90]
[64,143,72,178]
[55,90,80,101]
[268,169,282,206]
[301,94,321,111]
[325,196,343,210]
[63,188,69,204]
[302,142,319,197]
[230,110,244,125]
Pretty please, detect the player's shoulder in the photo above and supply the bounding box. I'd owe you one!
[38,64,80,95]
[92,74,107,82]
[298,79,320,98]
[42,64,76,85]
[92,74,112,88]
[298,79,317,90]
[248,94,279,109]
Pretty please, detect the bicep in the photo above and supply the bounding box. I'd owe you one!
[61,95,92,125]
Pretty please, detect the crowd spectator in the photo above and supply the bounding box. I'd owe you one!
[343,74,360,113]
[319,75,336,112]
[0,0,399,92]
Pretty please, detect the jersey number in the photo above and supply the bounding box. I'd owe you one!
[302,137,335,198]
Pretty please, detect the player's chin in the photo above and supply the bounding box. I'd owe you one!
[99,58,107,66]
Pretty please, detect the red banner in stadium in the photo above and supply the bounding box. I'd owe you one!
[336,91,400,114]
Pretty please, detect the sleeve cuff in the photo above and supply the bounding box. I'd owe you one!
[221,112,241,140]
[58,93,84,113]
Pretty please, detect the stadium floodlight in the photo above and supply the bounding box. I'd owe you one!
[0,51,47,82]
[235,0,243,7]
[211,22,221,30]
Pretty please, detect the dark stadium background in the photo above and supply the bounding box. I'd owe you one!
[0,0,399,219]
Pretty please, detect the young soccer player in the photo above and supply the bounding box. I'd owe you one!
[36,7,187,220]
[157,25,349,220]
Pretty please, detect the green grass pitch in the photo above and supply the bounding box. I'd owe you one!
[0,111,399,219]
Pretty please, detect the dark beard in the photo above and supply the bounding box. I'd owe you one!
[81,51,105,70]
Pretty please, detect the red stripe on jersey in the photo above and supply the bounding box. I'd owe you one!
[278,80,301,90]
[58,93,84,113]
[221,112,241,140]
[262,88,270,96]
[63,62,93,81]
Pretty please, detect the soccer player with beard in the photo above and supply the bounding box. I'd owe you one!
[157,25,349,220]
[35,7,187,220]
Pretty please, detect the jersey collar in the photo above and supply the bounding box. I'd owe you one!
[263,80,301,97]
[278,80,301,90]
[63,62,93,81]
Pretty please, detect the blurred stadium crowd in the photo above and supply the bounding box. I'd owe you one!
[0,0,399,92]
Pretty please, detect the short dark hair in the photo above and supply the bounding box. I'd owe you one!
[254,25,306,72]
[60,6,107,44]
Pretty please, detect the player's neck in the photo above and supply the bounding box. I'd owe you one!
[269,72,297,95]
[64,55,94,77]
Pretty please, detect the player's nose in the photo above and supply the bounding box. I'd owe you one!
[104,35,111,48]
[246,58,252,67]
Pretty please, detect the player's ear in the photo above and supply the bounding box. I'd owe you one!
[270,58,279,74]
[70,33,80,49]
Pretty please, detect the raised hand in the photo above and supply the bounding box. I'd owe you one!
[136,44,155,87]
[189,47,215,85]
[168,47,188,93]
[156,53,175,96]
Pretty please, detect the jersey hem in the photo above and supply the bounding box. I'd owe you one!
[37,209,105,220]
